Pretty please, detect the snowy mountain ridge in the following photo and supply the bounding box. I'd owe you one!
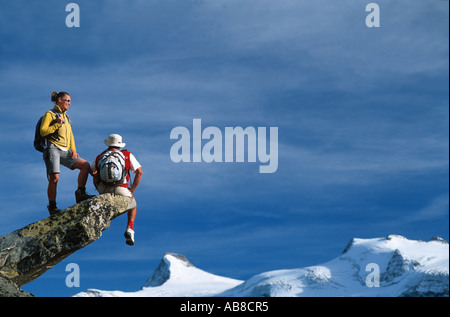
[76,252,243,297]
[75,235,449,297]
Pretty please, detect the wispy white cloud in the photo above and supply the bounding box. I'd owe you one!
[406,194,449,223]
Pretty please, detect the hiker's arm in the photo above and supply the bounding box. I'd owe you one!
[92,170,100,188]
[129,167,142,193]
[69,128,76,154]
[91,159,99,188]
[40,112,61,137]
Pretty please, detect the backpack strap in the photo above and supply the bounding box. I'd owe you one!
[121,149,131,171]
[65,113,71,125]
[121,149,131,185]
[49,108,71,125]
[48,108,60,118]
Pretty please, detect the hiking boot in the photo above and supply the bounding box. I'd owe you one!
[124,227,135,246]
[47,205,61,216]
[75,188,95,203]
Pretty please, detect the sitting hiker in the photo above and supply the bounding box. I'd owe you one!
[39,91,94,215]
[91,134,143,246]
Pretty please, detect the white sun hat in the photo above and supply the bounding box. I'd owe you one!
[104,134,126,148]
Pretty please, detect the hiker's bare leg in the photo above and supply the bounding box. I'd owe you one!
[48,173,59,201]
[71,159,91,188]
[128,207,137,225]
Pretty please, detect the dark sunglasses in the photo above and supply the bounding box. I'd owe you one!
[62,99,71,102]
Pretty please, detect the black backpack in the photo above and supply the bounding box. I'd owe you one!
[33,109,69,152]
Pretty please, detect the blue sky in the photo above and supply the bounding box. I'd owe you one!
[0,0,448,297]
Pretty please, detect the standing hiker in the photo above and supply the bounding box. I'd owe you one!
[40,91,94,215]
[91,134,143,246]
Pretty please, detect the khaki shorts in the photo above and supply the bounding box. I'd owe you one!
[96,183,133,198]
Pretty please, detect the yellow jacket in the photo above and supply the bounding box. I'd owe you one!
[39,105,76,152]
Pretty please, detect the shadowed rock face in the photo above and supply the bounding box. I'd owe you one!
[0,194,136,296]
[0,275,34,297]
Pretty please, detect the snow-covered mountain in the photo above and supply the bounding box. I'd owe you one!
[220,235,449,297]
[75,253,243,297]
[74,235,449,297]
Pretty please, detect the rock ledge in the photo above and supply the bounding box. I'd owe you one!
[0,193,135,297]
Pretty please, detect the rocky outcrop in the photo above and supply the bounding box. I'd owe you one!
[0,275,34,297]
[0,194,136,297]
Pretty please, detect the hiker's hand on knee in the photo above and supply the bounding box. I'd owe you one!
[71,151,79,159]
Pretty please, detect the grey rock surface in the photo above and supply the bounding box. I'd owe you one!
[0,194,135,296]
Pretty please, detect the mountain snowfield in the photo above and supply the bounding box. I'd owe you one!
[75,253,243,297]
[74,235,449,297]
